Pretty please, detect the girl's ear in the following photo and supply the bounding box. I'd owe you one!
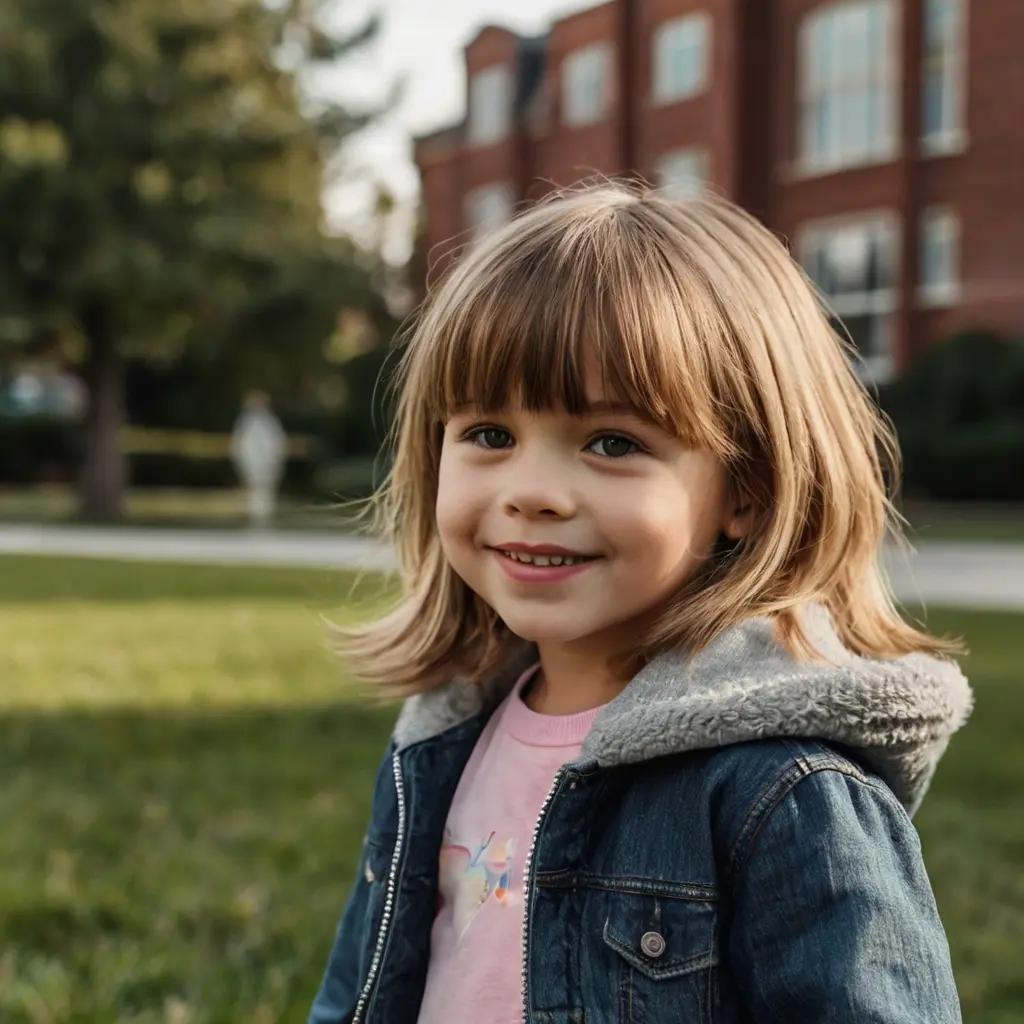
[723,502,756,542]
[723,465,768,542]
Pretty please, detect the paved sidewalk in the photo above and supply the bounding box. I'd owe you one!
[881,540,1024,611]
[0,524,396,573]
[0,524,1022,611]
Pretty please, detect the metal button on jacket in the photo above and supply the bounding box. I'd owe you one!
[640,931,666,958]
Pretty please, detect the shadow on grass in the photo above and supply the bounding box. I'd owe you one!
[1,702,396,1022]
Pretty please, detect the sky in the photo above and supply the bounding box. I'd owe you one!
[323,0,596,259]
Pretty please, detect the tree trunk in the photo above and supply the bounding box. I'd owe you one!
[78,303,126,521]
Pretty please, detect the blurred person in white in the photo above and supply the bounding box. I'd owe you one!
[230,390,287,528]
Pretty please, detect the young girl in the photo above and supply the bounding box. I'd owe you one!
[308,184,972,1023]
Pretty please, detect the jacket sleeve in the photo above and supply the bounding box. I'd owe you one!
[727,767,962,1023]
[308,748,396,1024]
[307,851,374,1024]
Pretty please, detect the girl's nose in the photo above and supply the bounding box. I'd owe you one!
[500,464,577,520]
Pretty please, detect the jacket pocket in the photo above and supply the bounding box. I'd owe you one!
[360,835,394,889]
[599,890,718,1022]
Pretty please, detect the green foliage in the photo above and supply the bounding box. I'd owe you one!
[303,342,401,460]
[0,416,81,484]
[123,330,400,453]
[313,455,385,501]
[0,411,383,499]
[0,0,387,514]
[0,417,323,493]
[0,0,362,339]
[128,450,316,495]
[933,423,1024,502]
[879,331,1024,500]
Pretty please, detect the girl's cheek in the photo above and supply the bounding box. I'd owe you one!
[438,462,476,508]
[435,480,478,544]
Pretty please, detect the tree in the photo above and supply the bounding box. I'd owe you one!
[0,0,383,517]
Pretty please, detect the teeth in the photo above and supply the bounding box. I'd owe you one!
[501,551,587,567]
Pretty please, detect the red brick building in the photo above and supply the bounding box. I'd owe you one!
[414,0,1024,381]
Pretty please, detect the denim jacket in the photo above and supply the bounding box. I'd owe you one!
[309,607,972,1023]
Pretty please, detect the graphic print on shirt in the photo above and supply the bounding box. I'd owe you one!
[438,829,517,938]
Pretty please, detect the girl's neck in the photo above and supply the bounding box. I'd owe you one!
[523,643,632,716]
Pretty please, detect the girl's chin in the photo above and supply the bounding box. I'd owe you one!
[500,618,602,646]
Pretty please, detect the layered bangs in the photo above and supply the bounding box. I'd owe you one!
[413,195,736,456]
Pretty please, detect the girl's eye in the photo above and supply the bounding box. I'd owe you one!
[467,427,514,450]
[587,434,639,458]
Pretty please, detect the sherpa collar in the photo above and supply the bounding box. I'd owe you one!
[392,606,972,815]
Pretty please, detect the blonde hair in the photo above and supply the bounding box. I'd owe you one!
[342,182,959,696]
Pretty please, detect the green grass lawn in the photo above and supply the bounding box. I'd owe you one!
[0,556,1021,1022]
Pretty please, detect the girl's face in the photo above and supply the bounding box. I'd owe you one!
[436,364,747,665]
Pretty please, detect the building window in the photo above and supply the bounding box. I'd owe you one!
[467,65,513,146]
[919,206,960,306]
[800,214,898,382]
[653,13,710,105]
[563,43,610,127]
[799,1,896,173]
[655,148,709,199]
[922,0,966,152]
[465,183,513,239]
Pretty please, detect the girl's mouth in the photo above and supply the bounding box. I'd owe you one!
[496,549,595,567]
[491,548,600,583]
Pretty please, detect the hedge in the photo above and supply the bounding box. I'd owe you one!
[877,329,1024,502]
[0,416,82,484]
[0,420,320,494]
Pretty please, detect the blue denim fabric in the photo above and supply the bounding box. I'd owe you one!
[308,711,961,1024]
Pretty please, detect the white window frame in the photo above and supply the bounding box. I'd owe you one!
[467,64,513,147]
[798,0,898,174]
[464,183,514,240]
[921,0,968,154]
[652,13,711,106]
[654,148,709,199]
[799,212,900,384]
[918,206,961,307]
[563,42,611,127]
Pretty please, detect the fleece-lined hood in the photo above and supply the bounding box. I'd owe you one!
[393,605,972,815]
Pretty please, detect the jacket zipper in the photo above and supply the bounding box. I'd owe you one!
[352,749,407,1024]
[520,766,569,1024]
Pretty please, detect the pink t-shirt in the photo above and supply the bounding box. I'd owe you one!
[416,665,605,1024]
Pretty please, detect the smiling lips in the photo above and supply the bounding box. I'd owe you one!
[490,543,599,583]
